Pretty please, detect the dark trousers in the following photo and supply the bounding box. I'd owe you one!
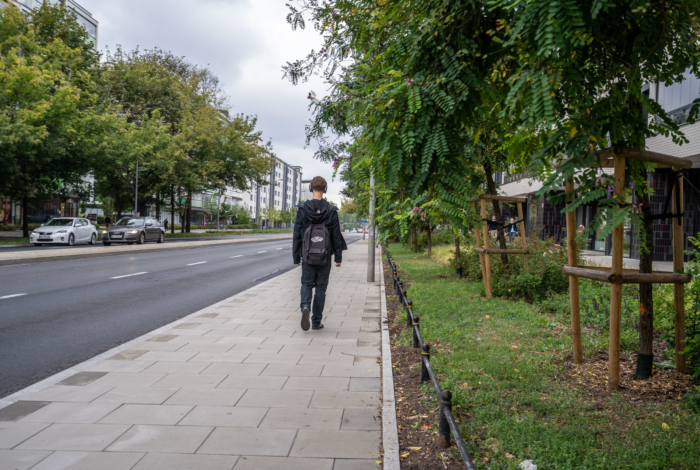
[300,259,332,326]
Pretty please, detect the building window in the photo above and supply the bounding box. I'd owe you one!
[250,195,253,201]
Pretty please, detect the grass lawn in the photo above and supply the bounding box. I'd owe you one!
[386,244,700,469]
[0,237,29,245]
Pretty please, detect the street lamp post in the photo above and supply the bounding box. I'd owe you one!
[216,192,220,233]
[367,172,376,283]
[134,159,139,217]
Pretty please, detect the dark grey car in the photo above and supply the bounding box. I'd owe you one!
[102,217,165,246]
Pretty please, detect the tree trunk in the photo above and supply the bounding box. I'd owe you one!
[22,196,29,238]
[115,194,122,221]
[483,161,509,267]
[155,191,161,221]
[170,185,175,234]
[413,227,418,252]
[634,166,655,380]
[427,226,432,257]
[455,234,462,277]
[185,190,192,233]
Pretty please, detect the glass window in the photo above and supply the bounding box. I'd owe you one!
[114,218,145,227]
[45,218,74,226]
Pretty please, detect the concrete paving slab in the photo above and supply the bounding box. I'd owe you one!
[177,405,267,427]
[298,354,355,366]
[88,372,165,388]
[0,449,51,470]
[93,387,179,405]
[143,362,211,375]
[132,453,238,470]
[0,401,50,422]
[188,352,250,363]
[349,378,380,392]
[28,451,144,470]
[289,430,381,459]
[164,388,246,407]
[321,366,380,378]
[17,423,130,451]
[99,404,193,425]
[283,377,349,391]
[217,375,288,390]
[19,402,121,424]
[311,392,380,409]
[84,360,156,373]
[150,374,226,389]
[200,363,265,376]
[259,408,343,430]
[58,372,107,386]
[23,385,114,403]
[197,427,296,457]
[106,425,213,453]
[261,364,323,377]
[243,353,302,365]
[107,350,148,361]
[333,459,382,470]
[0,423,50,449]
[236,389,312,408]
[232,456,333,470]
[341,409,381,431]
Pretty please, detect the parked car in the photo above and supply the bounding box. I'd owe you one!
[30,218,98,246]
[102,217,165,246]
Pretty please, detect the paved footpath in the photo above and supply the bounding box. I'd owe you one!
[0,240,383,470]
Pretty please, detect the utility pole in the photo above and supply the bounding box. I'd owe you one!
[367,172,376,282]
[134,159,139,217]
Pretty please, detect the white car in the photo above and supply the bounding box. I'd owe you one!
[30,218,98,247]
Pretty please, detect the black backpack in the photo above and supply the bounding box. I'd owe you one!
[302,215,331,266]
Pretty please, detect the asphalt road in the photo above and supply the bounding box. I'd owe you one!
[0,234,362,398]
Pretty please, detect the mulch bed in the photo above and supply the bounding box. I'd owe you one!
[383,259,466,469]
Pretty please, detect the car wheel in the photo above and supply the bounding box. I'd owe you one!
[157,232,164,244]
[137,232,145,245]
[67,234,75,246]
[33,243,42,247]
[89,233,97,245]
[103,242,111,246]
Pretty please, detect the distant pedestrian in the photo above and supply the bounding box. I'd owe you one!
[105,215,111,228]
[489,216,498,239]
[293,176,346,331]
[508,217,516,243]
[163,219,169,231]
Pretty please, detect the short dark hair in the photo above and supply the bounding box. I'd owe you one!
[311,176,327,192]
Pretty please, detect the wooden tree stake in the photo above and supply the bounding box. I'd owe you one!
[473,202,487,287]
[672,167,686,373]
[565,179,583,364]
[481,199,493,298]
[517,202,529,271]
[608,155,626,392]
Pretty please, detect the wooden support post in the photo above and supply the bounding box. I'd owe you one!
[608,156,626,392]
[565,179,583,364]
[481,199,493,298]
[473,202,487,291]
[672,167,686,373]
[517,202,529,271]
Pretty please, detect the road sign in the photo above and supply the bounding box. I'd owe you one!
[361,219,367,224]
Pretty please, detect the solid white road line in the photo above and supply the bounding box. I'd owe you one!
[257,251,267,254]
[187,261,207,266]
[0,293,28,300]
[111,272,148,280]
[230,255,242,258]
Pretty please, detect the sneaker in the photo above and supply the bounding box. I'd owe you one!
[312,323,324,330]
[301,306,311,331]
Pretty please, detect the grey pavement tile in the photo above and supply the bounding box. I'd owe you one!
[261,337,311,345]
[161,329,208,336]
[188,352,250,363]
[239,323,279,331]
[107,350,148,361]
[142,362,211,375]
[132,453,238,470]
[243,353,301,365]
[236,390,312,408]
[333,458,382,470]
[289,430,381,459]
[248,330,294,338]
[309,338,357,347]
[150,374,226,389]
[278,345,332,355]
[357,340,380,348]
[217,375,288,390]
[233,456,333,470]
[214,336,265,345]
[335,332,380,340]
[0,449,51,470]
[176,343,233,353]
[164,388,246,407]
[0,423,50,449]
[147,335,178,342]
[19,403,121,424]
[341,410,381,431]
[228,343,282,353]
[197,428,296,457]
[84,360,156,373]
[353,356,381,367]
[261,364,322,377]
[359,327,379,333]
[28,451,145,470]
[283,377,349,391]
[122,342,184,352]
[93,387,179,405]
[23,385,114,403]
[310,392,379,410]
[259,408,342,430]
[321,366,379,378]
[99,404,194,425]
[138,351,198,362]
[107,425,213,453]
[17,424,130,451]
[349,378,380,392]
[200,363,265,376]
[88,373,166,388]
[177,405,267,427]
[0,401,50,422]
[224,318,265,325]
[170,335,222,344]
[198,313,219,318]
[292,330,337,339]
[330,347,380,357]
[174,323,201,329]
[58,372,107,386]
[298,354,355,366]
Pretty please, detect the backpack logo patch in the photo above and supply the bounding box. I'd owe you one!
[311,237,324,243]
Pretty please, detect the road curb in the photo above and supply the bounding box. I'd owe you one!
[0,235,293,267]
[380,245,401,469]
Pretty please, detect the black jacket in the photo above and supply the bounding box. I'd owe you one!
[293,199,346,264]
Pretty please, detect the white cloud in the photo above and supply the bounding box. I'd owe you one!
[79,0,346,205]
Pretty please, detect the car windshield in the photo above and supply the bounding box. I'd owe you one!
[45,219,74,226]
[114,218,144,227]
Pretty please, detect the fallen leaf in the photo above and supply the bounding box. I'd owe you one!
[408,446,422,451]
[662,423,670,431]
[400,453,410,459]
[506,453,514,459]
[375,461,382,464]
[485,315,491,319]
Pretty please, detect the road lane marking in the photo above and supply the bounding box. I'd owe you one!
[257,251,267,254]
[230,255,242,258]
[0,293,27,299]
[276,248,283,250]
[187,261,207,266]
[111,272,148,280]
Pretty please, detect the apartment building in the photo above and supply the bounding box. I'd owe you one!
[240,159,303,226]
[493,72,700,262]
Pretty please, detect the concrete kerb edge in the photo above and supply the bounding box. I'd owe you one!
[379,245,401,470]
[0,235,293,267]
[0,265,301,410]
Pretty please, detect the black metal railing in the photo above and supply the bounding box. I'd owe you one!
[383,247,476,470]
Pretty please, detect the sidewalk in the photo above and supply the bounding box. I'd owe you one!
[0,240,382,470]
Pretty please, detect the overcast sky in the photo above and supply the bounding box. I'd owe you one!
[78,0,346,205]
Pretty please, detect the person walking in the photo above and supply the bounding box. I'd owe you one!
[293,176,346,331]
[105,215,111,228]
[163,218,169,231]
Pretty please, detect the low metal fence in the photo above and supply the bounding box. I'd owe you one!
[384,246,476,470]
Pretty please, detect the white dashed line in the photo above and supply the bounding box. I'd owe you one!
[257,251,267,254]
[230,255,242,258]
[187,262,207,266]
[111,272,148,280]
[0,293,27,300]
[276,248,283,250]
